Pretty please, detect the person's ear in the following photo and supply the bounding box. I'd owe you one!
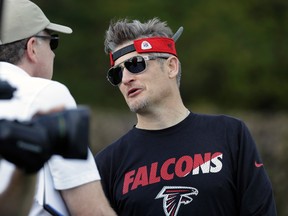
[167,56,179,79]
[25,37,38,63]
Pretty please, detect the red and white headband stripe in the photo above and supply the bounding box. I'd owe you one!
[109,26,184,66]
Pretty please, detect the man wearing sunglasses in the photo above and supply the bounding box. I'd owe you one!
[95,18,277,215]
[0,0,116,215]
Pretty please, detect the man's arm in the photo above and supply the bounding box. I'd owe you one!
[0,168,37,216]
[61,180,117,216]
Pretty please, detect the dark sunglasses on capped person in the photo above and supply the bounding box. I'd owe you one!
[33,34,59,50]
[107,55,168,86]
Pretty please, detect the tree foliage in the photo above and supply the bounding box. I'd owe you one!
[36,0,288,111]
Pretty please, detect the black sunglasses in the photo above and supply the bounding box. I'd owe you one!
[33,34,59,50]
[107,55,168,86]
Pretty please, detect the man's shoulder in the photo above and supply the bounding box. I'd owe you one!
[193,112,243,123]
[0,63,69,92]
[30,77,67,88]
[192,112,245,131]
[95,129,133,160]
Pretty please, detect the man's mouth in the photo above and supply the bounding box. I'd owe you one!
[128,88,141,97]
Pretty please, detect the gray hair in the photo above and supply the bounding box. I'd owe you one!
[104,17,182,86]
[0,39,28,64]
[104,17,174,54]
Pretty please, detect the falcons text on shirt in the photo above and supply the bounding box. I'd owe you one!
[123,152,223,194]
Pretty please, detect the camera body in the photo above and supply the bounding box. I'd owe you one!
[0,79,90,173]
[0,80,16,100]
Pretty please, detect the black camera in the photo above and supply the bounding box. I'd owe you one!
[0,80,90,173]
[0,79,16,99]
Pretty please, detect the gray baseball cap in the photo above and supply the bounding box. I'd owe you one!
[0,0,72,45]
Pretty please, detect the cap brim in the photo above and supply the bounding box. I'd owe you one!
[46,22,72,34]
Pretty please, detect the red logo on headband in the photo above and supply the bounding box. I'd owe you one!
[141,41,153,50]
[134,37,177,55]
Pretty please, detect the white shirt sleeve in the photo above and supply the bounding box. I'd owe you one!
[48,149,100,190]
[0,160,15,193]
[31,81,101,189]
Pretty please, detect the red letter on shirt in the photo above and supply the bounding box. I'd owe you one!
[123,170,135,194]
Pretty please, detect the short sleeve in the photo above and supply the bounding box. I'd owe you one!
[48,149,100,190]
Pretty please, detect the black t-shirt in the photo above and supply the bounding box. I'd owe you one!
[95,113,277,216]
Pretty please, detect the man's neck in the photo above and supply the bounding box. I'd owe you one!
[135,105,189,130]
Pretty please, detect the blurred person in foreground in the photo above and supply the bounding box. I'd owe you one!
[0,0,116,215]
[95,17,277,216]
[0,105,64,215]
[0,0,37,215]
[0,162,37,215]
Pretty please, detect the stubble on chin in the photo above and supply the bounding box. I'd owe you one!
[128,99,149,113]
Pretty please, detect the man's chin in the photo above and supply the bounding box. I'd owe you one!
[129,103,147,113]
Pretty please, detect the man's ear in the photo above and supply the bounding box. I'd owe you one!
[25,37,38,63]
[167,56,179,79]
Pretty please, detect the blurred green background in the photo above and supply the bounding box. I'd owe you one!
[36,0,288,214]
